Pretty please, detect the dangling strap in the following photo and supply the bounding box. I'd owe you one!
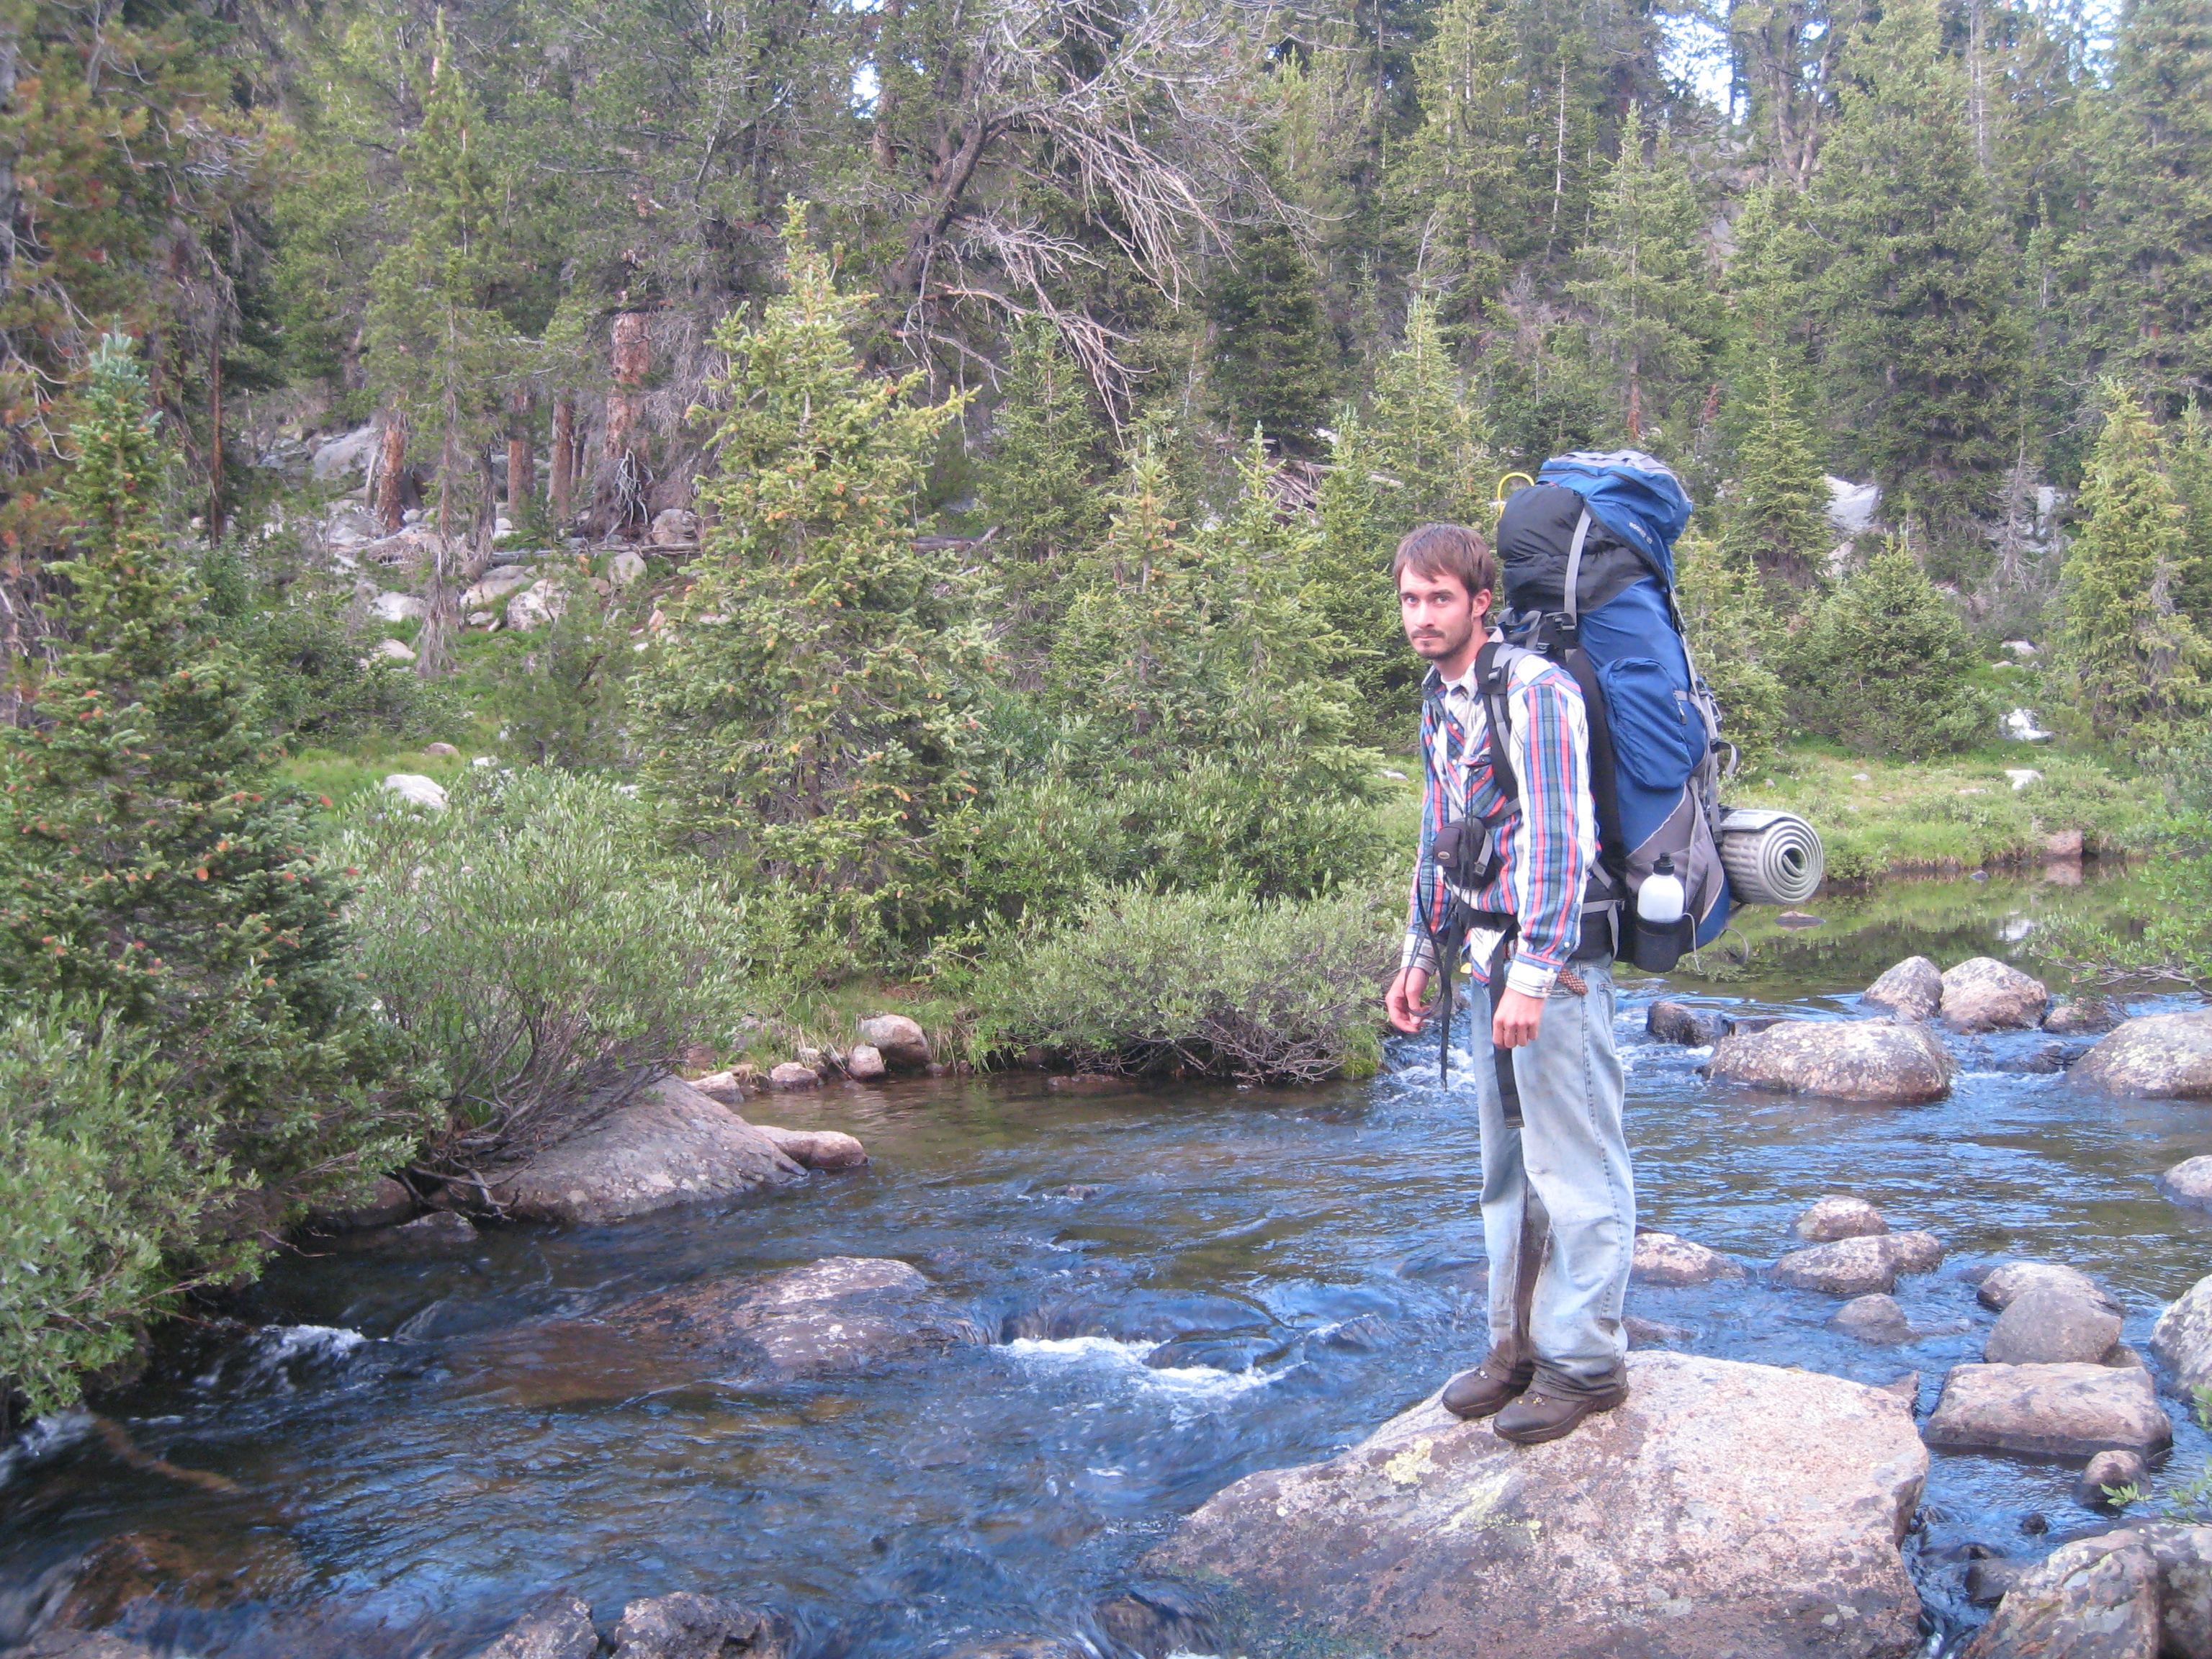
[1487,927,1524,1129]
[1563,508,1593,626]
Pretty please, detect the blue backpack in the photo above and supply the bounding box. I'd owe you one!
[1492,451,1731,971]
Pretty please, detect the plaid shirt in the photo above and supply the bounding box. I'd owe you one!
[1401,641,1597,997]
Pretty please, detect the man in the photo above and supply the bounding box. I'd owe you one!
[1382,521,1632,1445]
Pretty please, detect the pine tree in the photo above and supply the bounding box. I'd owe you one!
[2171,403,2212,631]
[2059,386,2208,743]
[1719,358,1831,590]
[975,317,1112,644]
[632,209,990,956]
[1569,109,1720,452]
[2082,0,2212,408]
[1806,0,2028,539]
[1208,210,1336,457]
[365,24,518,675]
[1784,539,1995,757]
[1674,530,1789,772]
[1366,296,1488,526]
[1310,413,1406,729]
[0,338,405,1197]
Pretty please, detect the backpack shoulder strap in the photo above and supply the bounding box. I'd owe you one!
[1474,640,1527,808]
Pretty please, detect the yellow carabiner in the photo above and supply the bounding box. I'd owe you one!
[1492,472,1534,512]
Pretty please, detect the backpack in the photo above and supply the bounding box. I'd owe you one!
[1491,450,1730,973]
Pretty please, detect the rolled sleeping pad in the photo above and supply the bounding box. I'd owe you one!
[1718,808,1824,906]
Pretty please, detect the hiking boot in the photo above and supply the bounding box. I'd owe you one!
[1491,1379,1628,1445]
[1440,1354,1534,1420]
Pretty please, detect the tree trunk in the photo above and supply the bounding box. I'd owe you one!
[418,397,460,679]
[207,343,224,541]
[602,313,652,533]
[374,410,409,533]
[506,387,534,520]
[552,392,575,528]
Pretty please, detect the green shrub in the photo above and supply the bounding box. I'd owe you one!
[331,767,755,1166]
[0,997,253,1418]
[969,884,1400,1084]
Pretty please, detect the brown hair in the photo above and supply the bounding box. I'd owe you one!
[1391,522,1498,602]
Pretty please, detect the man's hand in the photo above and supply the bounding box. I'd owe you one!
[1386,966,1431,1034]
[1492,987,1547,1049]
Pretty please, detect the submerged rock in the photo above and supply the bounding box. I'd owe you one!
[1938,958,2050,1033]
[482,1075,803,1225]
[1143,1351,1928,1659]
[1833,1294,1914,1345]
[479,1595,600,1659]
[609,1592,785,1659]
[1773,1231,1946,1296]
[1645,999,1728,1046]
[1963,1530,2160,1659]
[1629,1231,1743,1285]
[1924,1363,2172,1458]
[1862,956,1943,1022]
[14,1638,161,1659]
[1984,1282,2123,1366]
[603,1256,981,1379]
[2075,1007,2212,1098]
[1796,1194,1889,1241]
[1707,1019,1954,1104]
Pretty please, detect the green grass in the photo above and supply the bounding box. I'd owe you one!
[281,742,481,805]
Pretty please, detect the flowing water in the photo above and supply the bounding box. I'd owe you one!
[4,867,2211,1658]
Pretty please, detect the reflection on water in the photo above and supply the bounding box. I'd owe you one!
[1,867,2208,1658]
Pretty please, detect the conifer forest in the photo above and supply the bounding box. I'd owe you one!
[10,0,2212,1510]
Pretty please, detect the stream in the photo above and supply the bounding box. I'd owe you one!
[3,866,2209,1658]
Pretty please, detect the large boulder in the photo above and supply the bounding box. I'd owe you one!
[481,1075,803,1225]
[2159,1155,2212,1213]
[1773,1232,1946,1296]
[310,421,379,482]
[2151,1272,2212,1394]
[603,1256,981,1379]
[609,1593,785,1659]
[2128,1524,2212,1659]
[1144,1352,1928,1659]
[1984,1282,2123,1366]
[1938,958,2050,1033]
[382,773,449,811]
[1707,1020,1954,1104]
[478,1596,601,1659]
[1630,1231,1743,1286]
[1923,1363,2172,1458]
[856,1013,930,1071]
[1962,1530,2161,1659]
[506,580,568,631]
[1977,1261,2110,1313]
[1861,957,1943,1022]
[1797,1195,1889,1242]
[2075,1007,2212,1098]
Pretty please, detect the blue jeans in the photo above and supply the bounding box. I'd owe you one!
[1462,962,1634,1394]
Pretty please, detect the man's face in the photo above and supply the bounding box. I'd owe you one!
[1398,566,1491,663]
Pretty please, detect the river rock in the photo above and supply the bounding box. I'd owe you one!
[1938,958,2050,1033]
[755,1125,868,1172]
[1833,1294,1914,1344]
[1923,1363,2172,1457]
[480,1595,600,1659]
[1977,1261,2110,1313]
[609,1592,784,1659]
[1646,999,1727,1046]
[856,1013,930,1071]
[15,1638,163,1659]
[481,1075,802,1224]
[1961,1529,2160,1659]
[690,1069,743,1105]
[2076,1007,2212,1098]
[1773,1231,1946,1295]
[1629,1230,1743,1285]
[935,1642,1089,1659]
[2150,1272,2212,1393]
[765,1061,820,1092]
[1707,1018,1954,1103]
[1863,956,1943,1022]
[2077,1448,2150,1507]
[1797,1194,1890,1241]
[2125,1524,2212,1658]
[2159,1156,2212,1213]
[604,1256,980,1379]
[305,1173,418,1232]
[2044,996,2120,1035]
[330,1209,477,1254]
[1144,1351,1928,1659]
[1984,1282,2123,1366]
[845,1043,887,1082]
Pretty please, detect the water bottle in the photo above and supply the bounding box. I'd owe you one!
[1637,855,1686,926]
